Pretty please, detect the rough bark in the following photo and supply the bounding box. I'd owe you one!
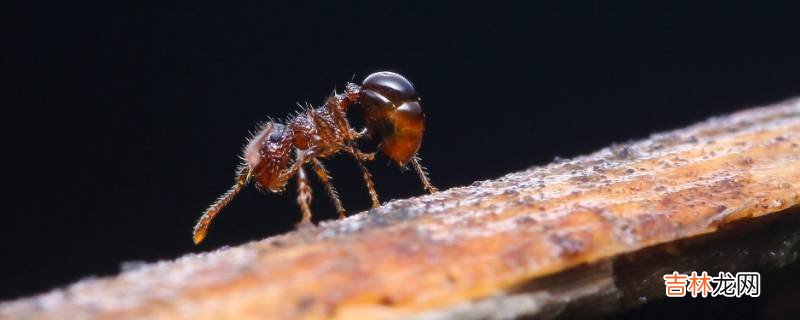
[3,98,800,320]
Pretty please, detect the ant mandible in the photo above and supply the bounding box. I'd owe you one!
[193,71,438,244]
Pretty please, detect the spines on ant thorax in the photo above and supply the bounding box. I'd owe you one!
[288,104,350,157]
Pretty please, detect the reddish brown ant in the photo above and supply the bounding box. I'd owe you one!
[193,71,438,244]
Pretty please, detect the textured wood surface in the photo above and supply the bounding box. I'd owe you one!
[2,99,800,320]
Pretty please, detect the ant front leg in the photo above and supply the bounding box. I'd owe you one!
[295,158,314,225]
[410,156,438,194]
[310,158,346,219]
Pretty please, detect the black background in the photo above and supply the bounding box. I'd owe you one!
[5,1,800,317]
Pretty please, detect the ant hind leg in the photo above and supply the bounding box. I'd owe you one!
[347,147,380,208]
[410,156,438,194]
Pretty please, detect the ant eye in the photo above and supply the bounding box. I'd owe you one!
[268,126,285,143]
[362,71,417,104]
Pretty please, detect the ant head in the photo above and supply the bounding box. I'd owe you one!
[360,71,425,166]
[243,122,293,192]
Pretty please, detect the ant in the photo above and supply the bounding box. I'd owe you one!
[193,71,438,244]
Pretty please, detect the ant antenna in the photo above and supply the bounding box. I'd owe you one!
[193,166,251,244]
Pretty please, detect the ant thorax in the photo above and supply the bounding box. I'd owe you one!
[288,107,347,157]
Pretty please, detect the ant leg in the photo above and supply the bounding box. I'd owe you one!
[348,127,371,140]
[310,158,346,219]
[354,149,375,161]
[347,147,380,208]
[296,164,314,225]
[192,166,250,245]
[410,156,438,193]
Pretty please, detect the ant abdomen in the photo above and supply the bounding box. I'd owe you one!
[360,72,425,165]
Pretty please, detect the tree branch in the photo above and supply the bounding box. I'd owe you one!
[3,99,800,320]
